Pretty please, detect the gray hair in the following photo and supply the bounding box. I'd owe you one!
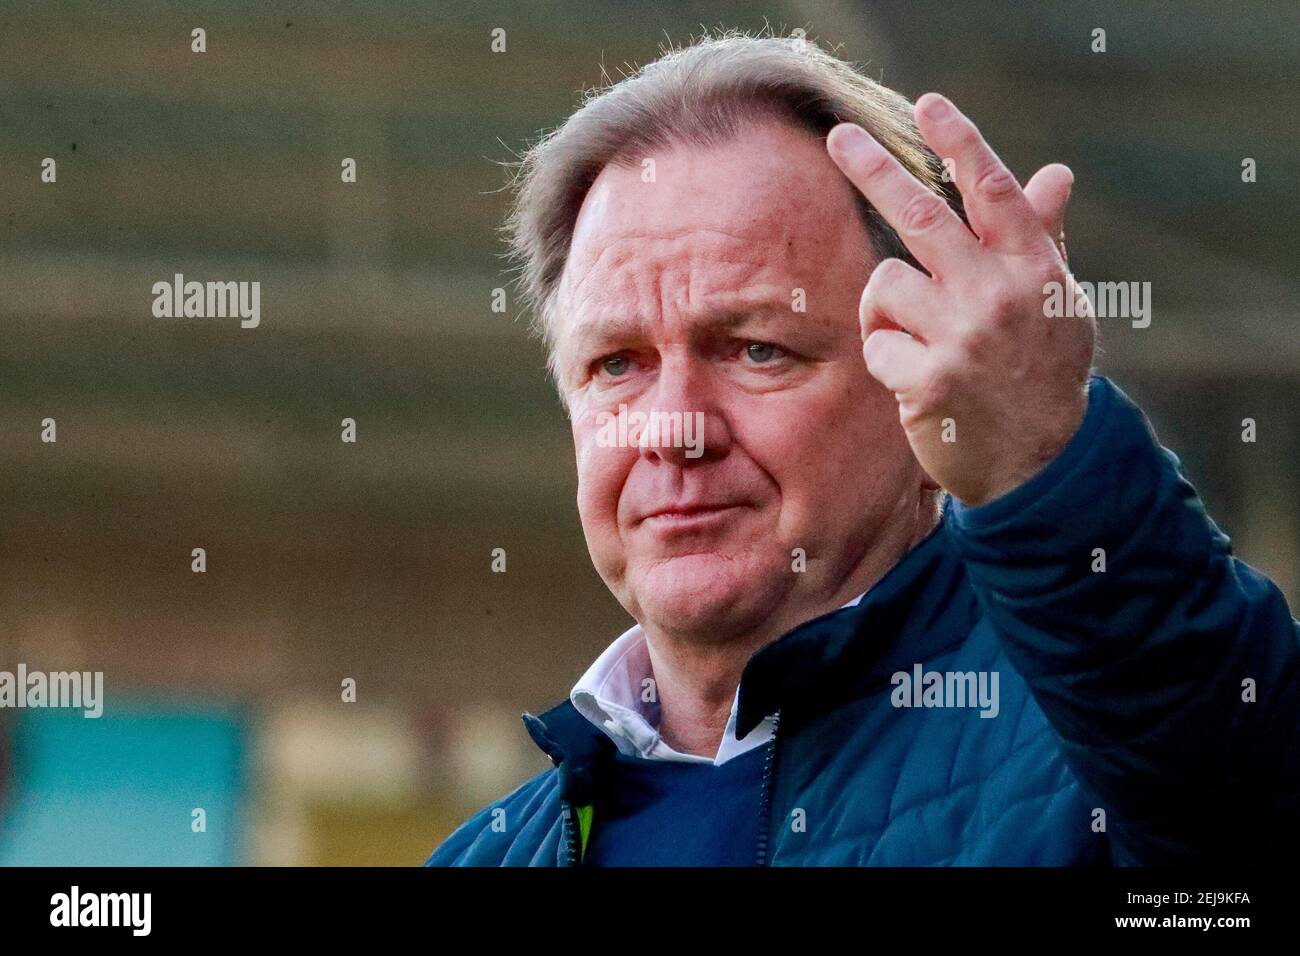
[503,28,966,383]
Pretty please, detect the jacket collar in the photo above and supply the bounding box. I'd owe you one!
[521,504,976,790]
[522,697,613,805]
[734,508,975,737]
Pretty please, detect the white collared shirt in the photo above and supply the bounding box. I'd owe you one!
[570,591,867,766]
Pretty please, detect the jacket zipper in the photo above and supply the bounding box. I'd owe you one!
[562,800,581,867]
[754,709,783,867]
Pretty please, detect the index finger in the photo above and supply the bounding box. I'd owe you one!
[826,122,977,280]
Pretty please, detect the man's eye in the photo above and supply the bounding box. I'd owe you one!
[600,355,632,377]
[744,342,785,363]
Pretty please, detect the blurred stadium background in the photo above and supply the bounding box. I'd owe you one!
[1,0,1296,864]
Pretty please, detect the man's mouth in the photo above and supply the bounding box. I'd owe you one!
[639,502,749,529]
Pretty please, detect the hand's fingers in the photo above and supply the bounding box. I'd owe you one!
[827,122,979,279]
[1024,163,1074,263]
[862,328,931,394]
[860,257,944,344]
[914,93,1051,256]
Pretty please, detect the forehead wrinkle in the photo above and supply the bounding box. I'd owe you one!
[562,224,791,328]
[566,258,795,348]
[559,181,864,360]
[562,225,783,306]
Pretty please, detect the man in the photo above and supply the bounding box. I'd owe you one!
[426,33,1299,865]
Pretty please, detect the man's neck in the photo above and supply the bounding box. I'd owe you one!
[645,498,941,757]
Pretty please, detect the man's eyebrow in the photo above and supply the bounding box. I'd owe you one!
[566,313,643,347]
[568,301,796,348]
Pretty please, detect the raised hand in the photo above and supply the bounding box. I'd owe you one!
[827,93,1097,506]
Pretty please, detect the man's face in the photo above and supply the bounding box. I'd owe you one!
[553,117,929,642]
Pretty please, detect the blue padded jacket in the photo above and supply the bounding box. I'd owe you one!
[425,376,1300,866]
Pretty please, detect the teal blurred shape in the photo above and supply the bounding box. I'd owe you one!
[0,698,247,866]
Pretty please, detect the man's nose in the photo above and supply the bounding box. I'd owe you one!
[637,360,731,466]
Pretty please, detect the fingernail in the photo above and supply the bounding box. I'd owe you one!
[828,124,877,162]
[921,94,952,121]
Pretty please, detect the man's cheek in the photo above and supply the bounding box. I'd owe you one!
[572,424,604,474]
[574,422,618,482]
[575,472,616,531]
[575,443,629,524]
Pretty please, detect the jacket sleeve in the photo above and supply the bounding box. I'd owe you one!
[423,806,494,866]
[945,374,1300,863]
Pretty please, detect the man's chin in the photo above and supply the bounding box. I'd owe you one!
[627,555,783,640]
